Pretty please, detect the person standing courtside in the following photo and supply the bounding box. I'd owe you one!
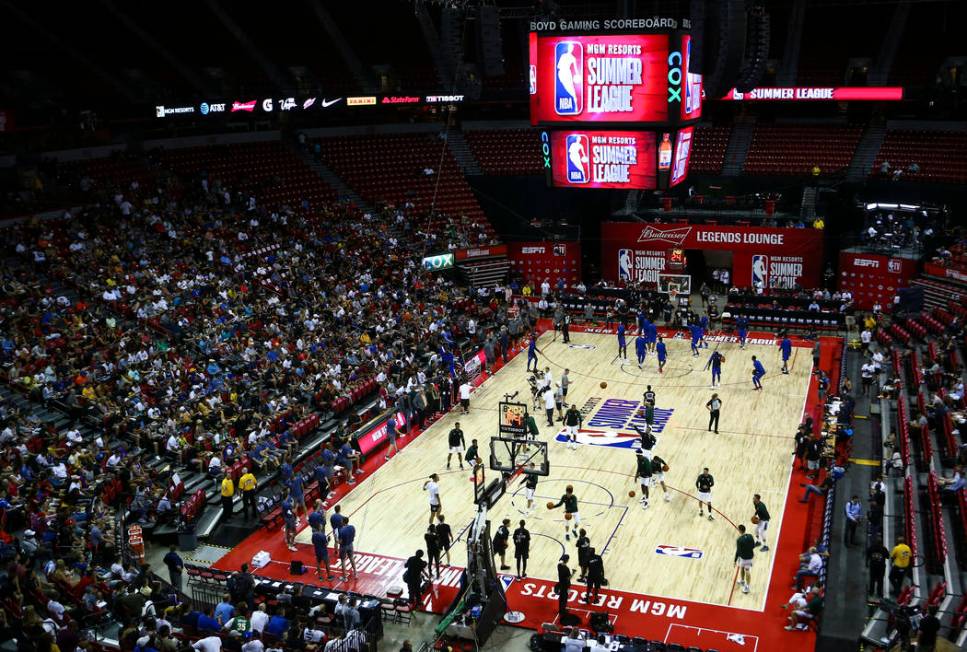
[706,393,722,434]
[424,524,442,578]
[220,470,235,521]
[435,514,453,565]
[513,520,531,579]
[752,494,770,552]
[238,467,257,520]
[696,467,715,520]
[446,423,465,470]
[557,555,573,619]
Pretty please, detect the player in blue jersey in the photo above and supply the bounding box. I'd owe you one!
[617,323,627,360]
[635,333,647,369]
[656,337,667,373]
[646,320,658,352]
[699,315,710,348]
[751,355,766,390]
[637,309,648,333]
[736,315,749,350]
[705,350,724,388]
[689,323,701,357]
[780,334,793,374]
[526,333,542,371]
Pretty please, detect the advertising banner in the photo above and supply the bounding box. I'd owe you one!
[508,241,582,288]
[454,244,508,261]
[720,86,904,102]
[924,262,967,284]
[839,252,919,310]
[550,131,656,189]
[669,126,693,187]
[603,222,824,289]
[530,34,673,125]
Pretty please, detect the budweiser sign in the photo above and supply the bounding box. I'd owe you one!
[637,225,691,246]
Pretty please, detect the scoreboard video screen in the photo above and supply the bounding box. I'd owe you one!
[529,32,701,126]
[550,130,657,189]
[670,126,694,186]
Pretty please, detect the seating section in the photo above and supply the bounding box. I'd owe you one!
[872,130,967,183]
[464,129,544,175]
[160,142,337,209]
[689,125,731,175]
[315,134,492,236]
[743,125,863,176]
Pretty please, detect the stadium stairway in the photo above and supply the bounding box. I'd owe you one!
[911,276,966,311]
[847,123,887,181]
[446,130,483,176]
[800,186,818,221]
[291,143,371,210]
[723,117,756,176]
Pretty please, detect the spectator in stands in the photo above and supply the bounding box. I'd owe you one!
[793,547,826,590]
[783,584,823,631]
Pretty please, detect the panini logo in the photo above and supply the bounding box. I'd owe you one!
[347,96,377,106]
[637,225,691,246]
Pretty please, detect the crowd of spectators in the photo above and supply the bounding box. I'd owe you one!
[0,156,525,651]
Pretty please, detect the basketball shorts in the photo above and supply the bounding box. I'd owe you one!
[697,491,712,503]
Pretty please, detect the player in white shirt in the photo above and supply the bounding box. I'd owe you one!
[423,473,442,525]
[459,382,472,414]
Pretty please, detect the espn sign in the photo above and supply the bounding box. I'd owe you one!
[521,247,546,254]
[852,258,880,269]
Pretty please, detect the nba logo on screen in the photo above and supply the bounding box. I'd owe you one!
[752,255,768,288]
[554,41,583,115]
[565,134,589,183]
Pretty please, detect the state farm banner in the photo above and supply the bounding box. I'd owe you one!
[602,222,823,289]
[839,251,919,310]
[509,241,582,288]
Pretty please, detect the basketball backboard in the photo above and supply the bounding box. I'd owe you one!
[489,436,549,477]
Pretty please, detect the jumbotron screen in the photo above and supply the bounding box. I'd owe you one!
[529,32,701,125]
[550,130,657,189]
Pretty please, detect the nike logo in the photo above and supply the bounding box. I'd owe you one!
[321,98,342,108]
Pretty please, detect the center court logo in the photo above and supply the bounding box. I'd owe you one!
[565,134,589,183]
[555,398,674,449]
[555,41,583,115]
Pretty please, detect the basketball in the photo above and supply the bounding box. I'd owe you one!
[720,355,726,364]
[546,501,555,509]
[662,464,670,472]
[564,513,573,521]
[600,381,608,389]
[751,515,760,524]
[628,490,636,498]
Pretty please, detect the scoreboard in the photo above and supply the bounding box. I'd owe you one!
[529,31,702,127]
[530,22,701,190]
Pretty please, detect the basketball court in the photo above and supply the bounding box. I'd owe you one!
[213,322,837,650]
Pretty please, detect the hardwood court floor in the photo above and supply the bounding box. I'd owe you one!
[298,330,812,610]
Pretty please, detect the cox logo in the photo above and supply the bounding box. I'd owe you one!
[540,131,551,169]
[667,51,682,103]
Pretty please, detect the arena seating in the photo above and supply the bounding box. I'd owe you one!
[464,129,544,175]
[314,134,493,237]
[159,142,338,209]
[872,130,967,183]
[743,125,863,176]
[689,125,731,175]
